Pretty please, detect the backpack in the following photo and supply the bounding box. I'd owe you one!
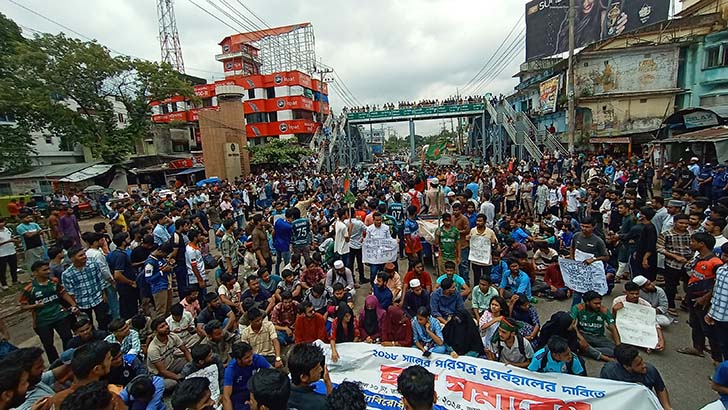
[408,191,421,213]
[536,347,576,375]
[496,333,526,361]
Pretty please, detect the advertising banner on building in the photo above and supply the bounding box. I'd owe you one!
[321,341,662,410]
[525,0,671,60]
[539,75,561,114]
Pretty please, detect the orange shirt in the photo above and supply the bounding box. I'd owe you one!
[294,313,328,344]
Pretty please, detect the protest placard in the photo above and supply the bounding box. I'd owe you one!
[317,340,662,410]
[558,258,609,295]
[616,302,659,349]
[469,235,492,265]
[185,364,221,408]
[362,237,399,264]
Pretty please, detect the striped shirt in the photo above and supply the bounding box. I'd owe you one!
[61,261,106,309]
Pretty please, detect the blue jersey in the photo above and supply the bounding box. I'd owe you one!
[388,202,405,226]
[291,218,311,247]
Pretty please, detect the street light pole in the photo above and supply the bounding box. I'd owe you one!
[567,0,576,154]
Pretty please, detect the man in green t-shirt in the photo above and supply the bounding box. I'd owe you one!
[435,213,460,275]
[570,290,619,361]
[19,260,79,362]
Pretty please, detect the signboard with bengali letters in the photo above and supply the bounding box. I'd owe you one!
[615,302,659,349]
[558,258,609,295]
[347,103,485,122]
[362,237,399,265]
[469,235,493,265]
[318,341,662,410]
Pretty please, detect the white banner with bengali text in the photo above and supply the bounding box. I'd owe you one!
[185,364,221,409]
[469,235,493,265]
[318,341,662,410]
[616,302,659,349]
[558,258,609,295]
[362,237,399,265]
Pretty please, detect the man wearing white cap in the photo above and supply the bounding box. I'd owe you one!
[325,260,355,297]
[689,157,701,191]
[425,178,445,216]
[632,275,672,327]
[402,278,430,319]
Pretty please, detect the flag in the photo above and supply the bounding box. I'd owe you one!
[425,143,446,160]
[343,171,356,204]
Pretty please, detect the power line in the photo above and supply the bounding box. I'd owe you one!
[473,36,526,95]
[6,0,222,76]
[461,13,524,94]
[468,28,526,95]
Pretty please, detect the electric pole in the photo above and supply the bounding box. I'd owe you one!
[567,0,576,153]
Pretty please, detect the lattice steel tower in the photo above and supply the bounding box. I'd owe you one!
[157,0,185,73]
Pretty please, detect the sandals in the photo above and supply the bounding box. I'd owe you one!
[667,308,679,317]
[676,347,705,357]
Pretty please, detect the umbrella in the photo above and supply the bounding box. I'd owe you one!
[83,185,106,193]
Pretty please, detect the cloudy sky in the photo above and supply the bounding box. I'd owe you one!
[3,0,528,135]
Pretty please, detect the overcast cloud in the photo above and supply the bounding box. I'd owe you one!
[3,0,527,136]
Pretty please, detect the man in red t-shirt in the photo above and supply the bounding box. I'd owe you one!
[294,301,328,344]
[6,199,19,218]
[401,261,433,295]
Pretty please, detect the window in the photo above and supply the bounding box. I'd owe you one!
[266,88,275,98]
[117,113,125,123]
[248,89,255,99]
[640,99,648,103]
[705,47,721,69]
[202,98,213,107]
[0,113,15,123]
[45,135,53,144]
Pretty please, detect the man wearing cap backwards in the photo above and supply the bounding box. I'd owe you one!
[487,318,534,368]
[425,178,445,216]
[632,275,672,327]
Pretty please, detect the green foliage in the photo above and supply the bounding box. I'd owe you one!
[248,139,312,166]
[0,13,194,167]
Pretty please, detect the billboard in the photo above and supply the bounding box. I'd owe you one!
[525,0,671,60]
[539,75,561,114]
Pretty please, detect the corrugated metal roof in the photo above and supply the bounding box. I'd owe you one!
[660,126,728,143]
[58,164,113,183]
[0,163,95,180]
[221,23,312,45]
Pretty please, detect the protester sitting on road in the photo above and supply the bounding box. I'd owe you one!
[249,368,292,410]
[442,309,484,358]
[119,374,165,410]
[499,259,532,300]
[222,342,270,410]
[287,343,332,410]
[631,275,673,327]
[325,381,367,410]
[294,301,328,344]
[487,317,535,368]
[412,306,449,356]
[171,377,215,410]
[612,281,665,351]
[479,296,508,350]
[434,261,471,299]
[430,278,464,325]
[240,307,283,368]
[402,278,430,319]
[381,305,413,348]
[201,319,235,365]
[146,317,192,391]
[528,335,586,376]
[104,318,142,357]
[7,347,72,410]
[571,291,618,361]
[358,295,385,343]
[601,344,672,410]
[330,303,359,362]
[397,365,437,410]
[196,293,237,337]
[67,314,107,349]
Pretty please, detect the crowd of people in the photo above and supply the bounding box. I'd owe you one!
[344,95,485,113]
[3,151,728,409]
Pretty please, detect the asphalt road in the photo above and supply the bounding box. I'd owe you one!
[4,216,718,410]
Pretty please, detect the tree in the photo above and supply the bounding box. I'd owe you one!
[248,139,312,166]
[0,13,194,167]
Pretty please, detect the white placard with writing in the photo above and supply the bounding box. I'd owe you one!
[616,302,659,349]
[185,364,221,408]
[469,235,492,265]
[558,258,608,295]
[362,237,399,265]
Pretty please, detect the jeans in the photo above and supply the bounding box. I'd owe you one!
[688,292,721,362]
[349,248,365,282]
[105,286,120,320]
[713,321,728,363]
[369,263,385,283]
[582,333,615,360]
[118,289,140,320]
[35,316,73,363]
[81,301,111,331]
[471,264,491,285]
[0,254,18,285]
[212,224,222,248]
[458,248,470,284]
[276,330,294,346]
[663,266,684,309]
[276,250,291,277]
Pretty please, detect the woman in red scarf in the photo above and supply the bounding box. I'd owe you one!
[381,305,413,347]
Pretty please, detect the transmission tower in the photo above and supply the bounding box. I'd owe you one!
[157,0,185,73]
